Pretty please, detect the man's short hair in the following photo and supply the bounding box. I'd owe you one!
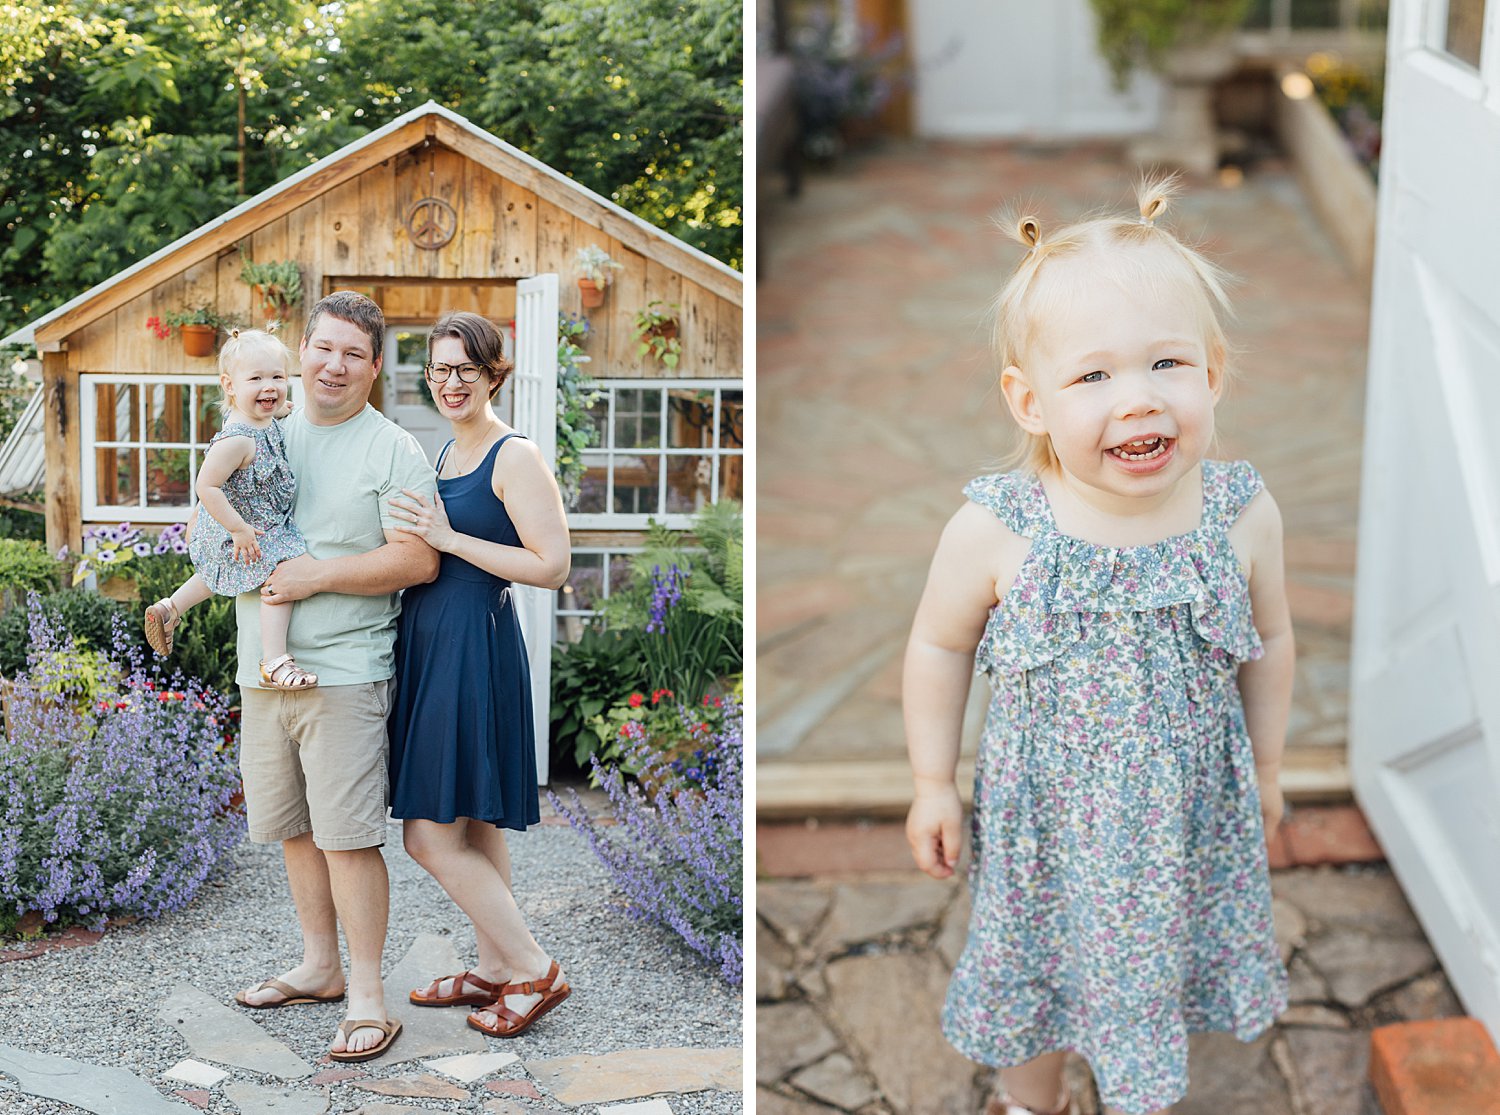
[303,291,386,364]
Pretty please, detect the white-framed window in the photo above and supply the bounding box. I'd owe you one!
[568,381,743,530]
[80,372,304,522]
[555,546,641,642]
[80,374,222,522]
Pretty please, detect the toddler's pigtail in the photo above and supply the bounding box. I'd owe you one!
[1135,172,1181,229]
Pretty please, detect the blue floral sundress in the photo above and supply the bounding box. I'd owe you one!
[941,459,1288,1115]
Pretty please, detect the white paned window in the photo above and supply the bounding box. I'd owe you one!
[555,547,640,642]
[80,374,224,522]
[568,381,744,529]
[80,373,304,522]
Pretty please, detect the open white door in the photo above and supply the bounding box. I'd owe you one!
[1351,0,1500,1038]
[512,274,559,785]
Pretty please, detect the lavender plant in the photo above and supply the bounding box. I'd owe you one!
[550,701,743,985]
[0,601,243,935]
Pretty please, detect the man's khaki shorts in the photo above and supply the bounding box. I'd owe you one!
[239,681,391,851]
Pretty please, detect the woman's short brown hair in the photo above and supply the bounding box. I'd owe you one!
[427,312,514,399]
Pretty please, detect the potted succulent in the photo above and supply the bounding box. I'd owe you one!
[632,301,681,370]
[575,246,623,309]
[154,306,236,357]
[1089,0,1252,174]
[238,255,303,322]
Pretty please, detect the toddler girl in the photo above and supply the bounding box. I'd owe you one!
[903,177,1294,1115]
[143,328,317,690]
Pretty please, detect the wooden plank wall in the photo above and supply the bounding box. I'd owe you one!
[64,143,741,384]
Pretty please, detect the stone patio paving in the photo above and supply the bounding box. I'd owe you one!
[0,805,742,1115]
[758,140,1368,786]
[757,859,1463,1115]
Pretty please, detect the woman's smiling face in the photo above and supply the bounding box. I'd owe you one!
[428,335,496,422]
[1002,254,1223,511]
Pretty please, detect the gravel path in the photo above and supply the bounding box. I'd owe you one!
[0,814,743,1114]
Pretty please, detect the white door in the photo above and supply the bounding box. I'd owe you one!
[383,327,448,463]
[908,0,1160,138]
[1351,0,1500,1038]
[512,274,559,785]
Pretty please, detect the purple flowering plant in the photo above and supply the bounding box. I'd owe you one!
[550,700,743,985]
[0,599,243,936]
[71,522,188,586]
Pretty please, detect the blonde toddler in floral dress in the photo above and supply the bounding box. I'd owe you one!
[143,329,316,690]
[903,177,1295,1115]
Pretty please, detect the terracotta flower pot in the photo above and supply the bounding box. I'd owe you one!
[180,323,217,357]
[578,277,606,308]
[250,285,286,322]
[649,320,678,342]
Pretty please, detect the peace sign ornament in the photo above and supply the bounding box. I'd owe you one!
[406,197,458,250]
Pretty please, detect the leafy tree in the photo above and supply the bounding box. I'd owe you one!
[0,0,741,340]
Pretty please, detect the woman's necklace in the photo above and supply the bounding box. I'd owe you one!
[448,429,499,477]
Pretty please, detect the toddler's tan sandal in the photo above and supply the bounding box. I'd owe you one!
[233,978,345,1009]
[144,598,179,656]
[259,654,318,690]
[410,969,503,1008]
[466,960,570,1038]
[328,1017,402,1063]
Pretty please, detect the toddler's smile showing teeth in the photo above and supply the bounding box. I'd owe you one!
[1110,436,1169,461]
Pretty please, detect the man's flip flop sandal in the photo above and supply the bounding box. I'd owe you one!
[328,1018,402,1063]
[234,978,346,1009]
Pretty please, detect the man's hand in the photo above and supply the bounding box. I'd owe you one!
[261,553,322,605]
[906,783,965,880]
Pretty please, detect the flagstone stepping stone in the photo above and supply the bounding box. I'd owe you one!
[483,1101,530,1115]
[1177,1033,1293,1115]
[789,1053,880,1111]
[1282,1029,1371,1115]
[379,933,487,1064]
[758,882,834,947]
[350,1073,467,1100]
[525,1047,741,1105]
[1303,934,1438,1008]
[0,1044,197,1115]
[823,952,980,1115]
[158,987,315,1079]
[423,1050,520,1083]
[223,1080,330,1115]
[164,1060,228,1088]
[756,1002,840,1084]
[811,878,955,954]
[599,1101,675,1115]
[347,1106,450,1115]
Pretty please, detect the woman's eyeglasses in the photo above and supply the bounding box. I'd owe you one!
[424,363,485,384]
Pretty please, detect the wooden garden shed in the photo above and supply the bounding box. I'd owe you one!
[1,102,744,647]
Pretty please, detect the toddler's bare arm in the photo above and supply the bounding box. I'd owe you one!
[1236,489,1296,832]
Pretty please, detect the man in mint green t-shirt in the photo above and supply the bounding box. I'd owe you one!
[231,292,438,1064]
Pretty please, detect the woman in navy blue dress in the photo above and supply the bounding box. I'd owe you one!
[386,311,573,1038]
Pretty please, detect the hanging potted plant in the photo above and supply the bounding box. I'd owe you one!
[153,306,235,358]
[575,245,623,309]
[632,301,682,370]
[238,255,303,322]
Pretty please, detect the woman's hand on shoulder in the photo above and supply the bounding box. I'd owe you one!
[388,488,458,553]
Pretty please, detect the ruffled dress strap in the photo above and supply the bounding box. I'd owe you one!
[1200,458,1265,531]
[962,471,1048,537]
[211,420,263,444]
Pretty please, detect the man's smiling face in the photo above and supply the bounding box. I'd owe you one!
[299,314,381,426]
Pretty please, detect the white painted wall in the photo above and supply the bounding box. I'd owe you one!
[909,0,1161,138]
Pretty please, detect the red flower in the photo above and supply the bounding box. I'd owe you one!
[628,692,645,708]
[651,688,674,705]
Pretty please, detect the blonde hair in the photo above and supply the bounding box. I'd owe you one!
[993,175,1235,473]
[217,328,296,418]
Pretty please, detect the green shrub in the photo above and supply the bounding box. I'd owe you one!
[550,624,650,775]
[602,502,743,703]
[0,591,138,679]
[125,553,239,700]
[0,538,60,605]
